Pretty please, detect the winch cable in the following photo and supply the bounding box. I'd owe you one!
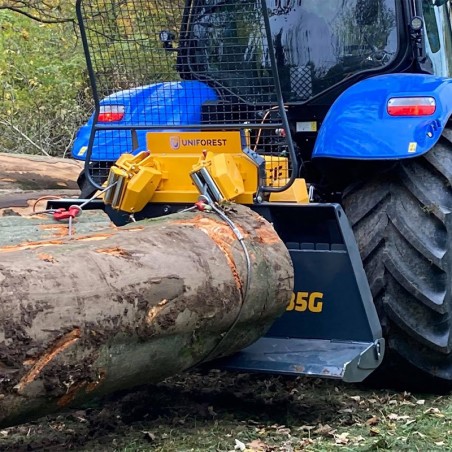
[199,195,252,303]
[31,182,117,216]
[185,195,252,366]
[77,182,118,210]
[29,182,117,236]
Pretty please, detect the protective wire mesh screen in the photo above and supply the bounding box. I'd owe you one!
[77,0,295,189]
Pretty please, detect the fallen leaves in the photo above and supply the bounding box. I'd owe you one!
[334,432,350,444]
[387,413,411,421]
[424,407,445,418]
[366,416,379,426]
[247,439,268,451]
[2,371,452,451]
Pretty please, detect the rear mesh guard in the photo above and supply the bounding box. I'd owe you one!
[76,0,298,194]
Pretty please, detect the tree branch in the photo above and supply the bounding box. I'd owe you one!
[0,119,51,157]
[0,5,74,23]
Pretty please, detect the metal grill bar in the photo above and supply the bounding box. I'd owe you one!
[76,0,300,196]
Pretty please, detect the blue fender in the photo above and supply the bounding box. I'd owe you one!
[72,80,218,161]
[312,74,452,160]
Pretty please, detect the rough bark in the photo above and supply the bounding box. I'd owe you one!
[0,153,83,217]
[0,203,294,427]
[0,153,82,192]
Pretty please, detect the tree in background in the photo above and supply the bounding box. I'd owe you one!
[0,1,90,156]
[0,0,184,157]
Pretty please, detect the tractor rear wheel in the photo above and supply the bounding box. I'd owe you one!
[342,125,452,391]
[77,170,97,198]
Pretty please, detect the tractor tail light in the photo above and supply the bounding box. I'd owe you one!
[387,97,436,116]
[98,105,125,122]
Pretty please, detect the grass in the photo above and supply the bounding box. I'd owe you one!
[2,371,452,451]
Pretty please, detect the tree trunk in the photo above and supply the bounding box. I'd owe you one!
[0,201,294,427]
[0,153,82,192]
[0,153,83,217]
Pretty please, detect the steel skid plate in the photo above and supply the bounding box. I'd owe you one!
[214,203,385,382]
[217,337,384,383]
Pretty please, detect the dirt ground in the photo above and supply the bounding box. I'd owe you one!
[1,369,451,452]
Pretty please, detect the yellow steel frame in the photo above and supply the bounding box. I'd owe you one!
[103,131,309,212]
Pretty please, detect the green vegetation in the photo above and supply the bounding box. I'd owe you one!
[0,8,89,156]
[1,371,452,451]
[0,0,184,157]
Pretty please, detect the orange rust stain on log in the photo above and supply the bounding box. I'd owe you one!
[17,328,81,394]
[124,226,145,232]
[212,240,242,292]
[175,215,247,244]
[95,246,131,258]
[23,358,36,366]
[37,252,56,263]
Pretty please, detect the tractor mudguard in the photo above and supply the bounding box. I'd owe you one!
[72,80,218,161]
[312,73,452,160]
[215,203,385,382]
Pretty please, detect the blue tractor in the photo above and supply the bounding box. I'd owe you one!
[70,0,452,390]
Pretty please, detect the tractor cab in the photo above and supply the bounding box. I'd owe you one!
[74,0,452,193]
[178,0,400,102]
[65,0,452,389]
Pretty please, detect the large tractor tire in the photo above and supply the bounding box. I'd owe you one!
[342,125,452,391]
[77,170,97,198]
[77,163,113,199]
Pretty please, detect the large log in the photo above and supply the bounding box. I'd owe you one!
[0,203,294,427]
[0,153,83,217]
[0,153,82,191]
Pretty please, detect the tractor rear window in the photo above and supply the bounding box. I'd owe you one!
[423,0,441,53]
[421,0,452,77]
[186,0,398,103]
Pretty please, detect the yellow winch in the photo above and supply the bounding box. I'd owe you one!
[103,131,308,212]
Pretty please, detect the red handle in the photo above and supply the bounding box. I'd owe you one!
[53,205,82,221]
